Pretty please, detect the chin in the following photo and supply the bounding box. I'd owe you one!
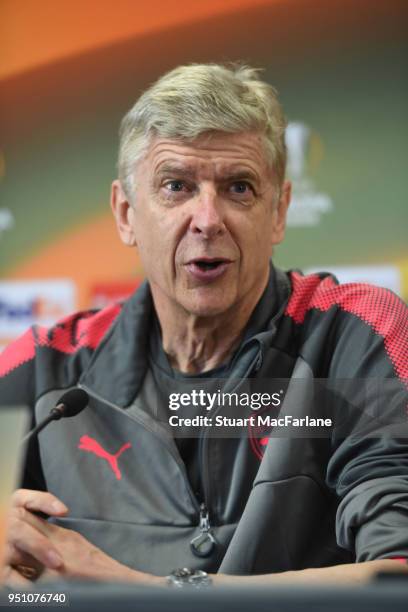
[181,294,234,319]
[188,306,229,318]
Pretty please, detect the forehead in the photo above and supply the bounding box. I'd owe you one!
[139,131,272,179]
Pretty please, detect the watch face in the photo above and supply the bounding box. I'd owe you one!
[189,572,212,587]
[174,568,193,579]
[167,569,212,588]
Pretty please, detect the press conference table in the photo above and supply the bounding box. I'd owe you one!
[1,576,408,612]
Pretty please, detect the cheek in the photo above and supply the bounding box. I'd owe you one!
[232,211,275,262]
[134,215,182,280]
[132,208,163,249]
[256,209,276,248]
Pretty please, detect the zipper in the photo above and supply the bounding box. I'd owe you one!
[198,345,263,526]
[190,502,217,558]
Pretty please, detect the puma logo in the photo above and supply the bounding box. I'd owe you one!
[78,435,131,480]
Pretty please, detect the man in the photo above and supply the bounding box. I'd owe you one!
[1,63,407,587]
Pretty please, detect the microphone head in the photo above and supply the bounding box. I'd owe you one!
[55,388,89,418]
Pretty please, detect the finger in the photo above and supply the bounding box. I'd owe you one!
[38,568,61,583]
[3,566,32,587]
[8,505,67,552]
[8,513,63,570]
[10,505,59,539]
[12,489,68,516]
[14,565,42,581]
[4,542,44,575]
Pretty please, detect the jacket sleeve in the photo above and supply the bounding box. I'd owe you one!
[325,285,408,561]
[0,304,122,492]
[0,327,48,491]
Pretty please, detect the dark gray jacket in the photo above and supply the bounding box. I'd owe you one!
[1,267,407,575]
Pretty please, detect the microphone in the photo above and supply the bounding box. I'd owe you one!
[21,388,89,444]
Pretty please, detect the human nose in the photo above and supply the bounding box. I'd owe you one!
[189,187,226,239]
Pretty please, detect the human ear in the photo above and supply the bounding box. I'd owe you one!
[271,180,291,245]
[110,180,137,247]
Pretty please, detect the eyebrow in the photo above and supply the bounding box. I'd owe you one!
[155,164,260,184]
[155,164,197,179]
[220,170,259,184]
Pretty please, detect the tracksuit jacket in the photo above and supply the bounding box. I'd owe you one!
[1,267,407,575]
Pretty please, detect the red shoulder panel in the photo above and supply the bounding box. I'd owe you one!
[285,272,408,381]
[0,328,36,377]
[0,303,122,377]
[36,303,122,353]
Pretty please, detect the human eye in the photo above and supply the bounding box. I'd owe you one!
[231,181,252,193]
[228,180,256,201]
[165,179,187,192]
[157,179,193,204]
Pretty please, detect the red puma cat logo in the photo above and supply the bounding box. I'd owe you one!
[78,435,131,480]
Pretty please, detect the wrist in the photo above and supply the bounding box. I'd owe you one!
[123,565,166,586]
[166,568,212,588]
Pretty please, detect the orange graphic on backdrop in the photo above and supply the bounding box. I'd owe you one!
[2,0,273,81]
[7,211,142,310]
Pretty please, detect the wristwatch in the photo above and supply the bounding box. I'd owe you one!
[166,567,212,588]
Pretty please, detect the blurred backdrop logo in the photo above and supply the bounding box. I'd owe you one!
[305,265,402,297]
[0,280,76,351]
[90,281,141,309]
[0,208,14,239]
[0,151,14,239]
[285,121,334,227]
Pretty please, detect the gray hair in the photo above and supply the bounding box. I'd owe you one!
[118,63,287,199]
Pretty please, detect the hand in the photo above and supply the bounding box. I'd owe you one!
[35,521,161,584]
[3,489,68,585]
[3,488,163,586]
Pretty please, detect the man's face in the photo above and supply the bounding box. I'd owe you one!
[112,131,290,318]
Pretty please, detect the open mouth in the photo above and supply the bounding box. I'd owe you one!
[194,260,225,270]
[186,258,232,281]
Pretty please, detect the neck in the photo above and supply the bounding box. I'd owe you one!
[151,279,268,374]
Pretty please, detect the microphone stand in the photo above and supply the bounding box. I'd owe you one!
[20,405,65,444]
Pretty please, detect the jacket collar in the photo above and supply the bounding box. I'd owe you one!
[80,280,154,407]
[80,265,291,408]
